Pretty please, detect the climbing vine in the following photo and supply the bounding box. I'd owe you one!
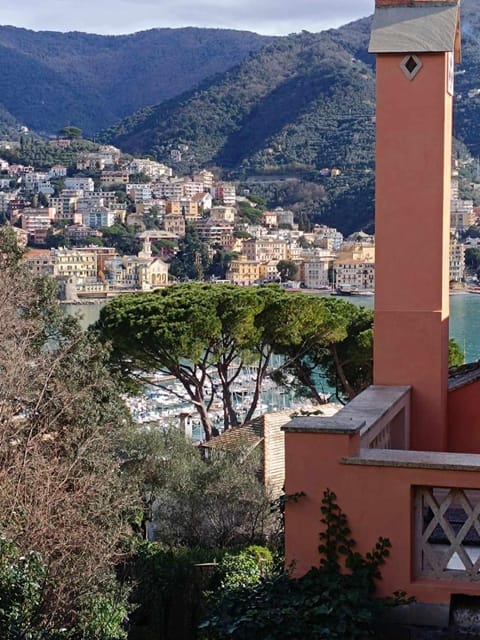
[200,489,407,640]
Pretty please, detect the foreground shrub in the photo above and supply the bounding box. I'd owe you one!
[200,489,403,640]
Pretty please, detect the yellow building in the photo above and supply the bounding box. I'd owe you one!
[165,200,199,218]
[258,260,280,282]
[336,243,375,262]
[163,214,185,237]
[262,211,278,228]
[226,256,261,286]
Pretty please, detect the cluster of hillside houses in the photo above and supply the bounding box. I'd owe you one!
[0,141,477,298]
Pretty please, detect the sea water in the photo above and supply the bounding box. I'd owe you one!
[346,293,480,363]
[64,292,480,364]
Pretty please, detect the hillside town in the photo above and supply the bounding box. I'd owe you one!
[0,138,479,299]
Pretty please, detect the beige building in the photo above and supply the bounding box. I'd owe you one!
[259,260,280,282]
[219,233,244,253]
[25,247,98,282]
[243,238,287,263]
[334,259,375,291]
[105,255,169,290]
[100,171,129,186]
[50,190,83,219]
[200,411,293,499]
[128,158,172,179]
[22,207,56,244]
[24,249,54,276]
[227,256,261,286]
[336,243,375,262]
[51,247,97,281]
[163,214,185,237]
[262,211,278,228]
[192,169,214,190]
[165,200,199,218]
[209,205,236,224]
[193,219,233,245]
[76,153,106,171]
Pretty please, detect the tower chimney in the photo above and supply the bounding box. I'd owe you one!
[370,0,460,450]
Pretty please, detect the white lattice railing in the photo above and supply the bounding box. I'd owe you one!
[414,487,480,581]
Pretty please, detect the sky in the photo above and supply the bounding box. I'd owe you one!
[1,0,373,36]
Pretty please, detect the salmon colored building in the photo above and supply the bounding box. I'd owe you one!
[283,0,480,626]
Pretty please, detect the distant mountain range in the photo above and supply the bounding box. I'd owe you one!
[1,0,479,233]
[103,0,480,173]
[0,26,270,136]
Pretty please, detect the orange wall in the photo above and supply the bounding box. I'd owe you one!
[374,53,452,452]
[285,431,480,604]
[448,380,480,453]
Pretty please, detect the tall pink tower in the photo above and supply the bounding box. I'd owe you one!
[371,0,461,451]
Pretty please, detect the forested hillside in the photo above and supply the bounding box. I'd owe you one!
[103,0,480,233]
[103,26,377,232]
[103,28,376,173]
[0,26,269,135]
[330,0,480,159]
[0,103,23,139]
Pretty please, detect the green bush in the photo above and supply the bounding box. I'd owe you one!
[200,489,404,640]
[218,546,273,590]
[0,538,128,640]
[0,537,45,638]
[78,592,128,640]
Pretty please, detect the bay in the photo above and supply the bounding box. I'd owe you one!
[64,292,480,364]
[346,292,480,363]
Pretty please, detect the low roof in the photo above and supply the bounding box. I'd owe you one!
[201,418,264,451]
[369,4,459,54]
[449,361,480,391]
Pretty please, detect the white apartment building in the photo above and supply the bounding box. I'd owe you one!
[127,184,153,202]
[313,225,344,250]
[23,172,50,191]
[303,256,333,289]
[182,181,205,198]
[82,207,115,228]
[65,177,95,193]
[154,180,185,200]
[21,207,56,244]
[334,260,375,291]
[128,159,172,179]
[214,183,236,206]
[449,237,466,282]
[48,165,68,178]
